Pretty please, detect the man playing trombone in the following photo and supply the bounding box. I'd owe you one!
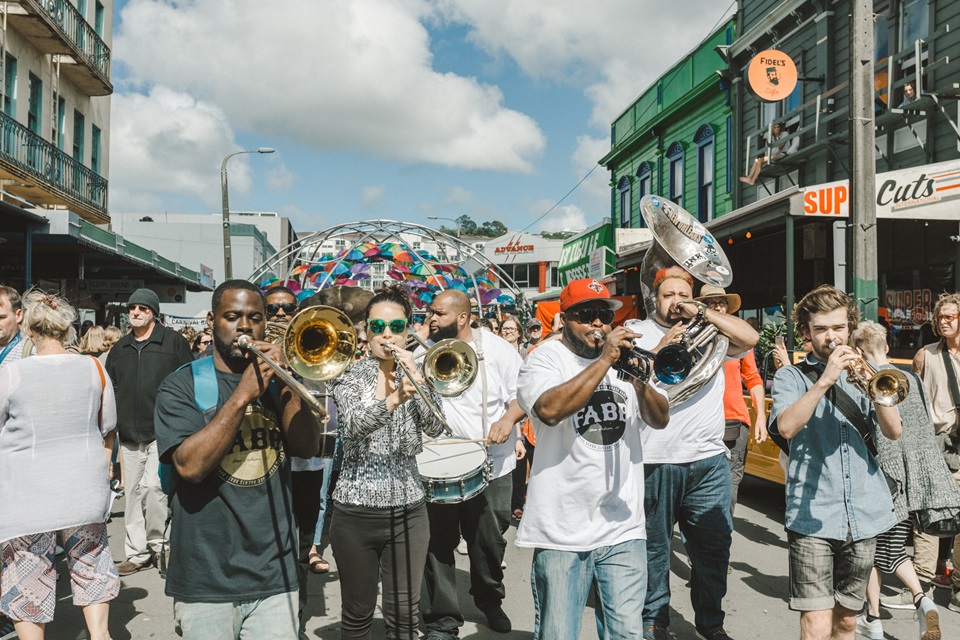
[769,285,902,640]
[155,280,323,639]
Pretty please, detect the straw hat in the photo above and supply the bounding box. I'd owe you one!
[695,284,741,314]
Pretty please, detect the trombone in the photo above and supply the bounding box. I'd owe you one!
[827,341,910,406]
[237,305,357,422]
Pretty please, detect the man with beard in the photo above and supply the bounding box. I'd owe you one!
[632,266,758,640]
[419,289,525,638]
[154,280,323,639]
[105,288,193,576]
[515,278,669,638]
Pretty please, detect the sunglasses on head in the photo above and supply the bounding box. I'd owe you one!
[265,302,297,316]
[367,318,408,335]
[567,307,615,325]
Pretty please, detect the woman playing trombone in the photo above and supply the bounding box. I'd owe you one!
[330,284,446,640]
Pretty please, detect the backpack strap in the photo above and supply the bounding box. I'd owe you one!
[797,360,878,458]
[88,355,106,428]
[190,356,219,412]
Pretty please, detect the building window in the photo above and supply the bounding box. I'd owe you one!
[617,175,631,228]
[72,110,84,162]
[694,125,715,222]
[94,1,105,36]
[75,0,87,50]
[636,163,652,228]
[900,0,929,50]
[667,141,684,207]
[91,125,101,174]
[27,73,41,135]
[3,54,15,120]
[56,96,65,150]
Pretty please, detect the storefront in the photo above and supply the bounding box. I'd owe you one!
[484,231,564,298]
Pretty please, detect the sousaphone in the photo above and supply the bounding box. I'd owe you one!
[637,195,734,405]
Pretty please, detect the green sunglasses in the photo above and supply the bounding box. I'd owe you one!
[367,318,408,335]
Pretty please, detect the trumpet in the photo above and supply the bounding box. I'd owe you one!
[614,343,693,384]
[827,341,910,406]
[238,305,358,422]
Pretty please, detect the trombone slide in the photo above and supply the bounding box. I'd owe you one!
[237,335,330,422]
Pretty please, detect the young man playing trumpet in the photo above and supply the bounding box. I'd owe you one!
[769,285,902,640]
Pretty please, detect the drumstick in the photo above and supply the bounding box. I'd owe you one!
[422,438,488,445]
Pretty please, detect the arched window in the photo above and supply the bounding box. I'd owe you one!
[617,175,631,228]
[636,163,653,228]
[694,125,715,222]
[666,141,684,207]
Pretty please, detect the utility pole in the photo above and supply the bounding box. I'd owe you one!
[849,0,878,320]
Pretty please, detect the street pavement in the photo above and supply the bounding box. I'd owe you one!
[43,475,960,639]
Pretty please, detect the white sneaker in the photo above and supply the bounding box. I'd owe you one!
[880,587,916,610]
[855,612,883,640]
[457,539,468,555]
[916,596,940,640]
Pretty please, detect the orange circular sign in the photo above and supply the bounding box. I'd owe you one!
[747,50,798,102]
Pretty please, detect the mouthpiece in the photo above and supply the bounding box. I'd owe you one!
[237,334,253,349]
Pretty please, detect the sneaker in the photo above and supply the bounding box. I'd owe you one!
[482,606,511,633]
[456,539,468,555]
[115,558,152,576]
[932,573,953,589]
[697,629,733,640]
[917,596,940,640]
[423,633,455,640]
[881,587,918,610]
[644,627,670,640]
[855,612,883,640]
[949,589,960,614]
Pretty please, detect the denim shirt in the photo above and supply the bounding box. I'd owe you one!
[770,355,896,541]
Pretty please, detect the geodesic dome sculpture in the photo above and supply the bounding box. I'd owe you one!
[250,219,531,317]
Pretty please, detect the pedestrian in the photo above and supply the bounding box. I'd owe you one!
[105,288,193,576]
[0,286,32,370]
[420,290,525,638]
[0,290,119,640]
[769,285,902,640]
[631,267,758,640]
[154,280,324,639]
[330,284,446,640]
[515,278,669,639]
[852,320,946,640]
[524,317,543,349]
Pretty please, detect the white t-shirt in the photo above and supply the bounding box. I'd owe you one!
[418,331,523,479]
[629,318,727,464]
[515,340,666,551]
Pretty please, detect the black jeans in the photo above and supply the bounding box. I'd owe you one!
[331,501,429,640]
[422,474,512,635]
[724,420,749,517]
[291,468,325,620]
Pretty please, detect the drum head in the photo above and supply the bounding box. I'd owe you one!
[417,440,487,479]
[639,195,732,288]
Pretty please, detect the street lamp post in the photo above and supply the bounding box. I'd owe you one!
[221,147,275,280]
[427,215,461,238]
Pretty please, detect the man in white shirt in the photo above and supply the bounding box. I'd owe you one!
[516,278,669,639]
[632,266,758,640]
[420,290,525,638]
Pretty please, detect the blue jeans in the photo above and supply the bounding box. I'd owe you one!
[643,453,732,634]
[173,590,298,640]
[312,461,334,546]
[531,539,647,640]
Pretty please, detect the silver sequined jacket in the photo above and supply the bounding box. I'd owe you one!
[331,356,446,508]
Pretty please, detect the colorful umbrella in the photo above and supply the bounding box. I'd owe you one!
[426,275,449,288]
[480,289,502,304]
[344,249,365,261]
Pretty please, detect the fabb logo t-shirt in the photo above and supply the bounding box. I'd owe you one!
[573,384,628,450]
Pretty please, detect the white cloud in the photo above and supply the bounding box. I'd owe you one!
[436,0,730,127]
[266,164,296,191]
[115,0,545,173]
[573,135,613,214]
[109,87,248,212]
[361,185,386,206]
[528,199,588,233]
[444,186,474,205]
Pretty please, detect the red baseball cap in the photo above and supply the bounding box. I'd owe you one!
[560,279,623,312]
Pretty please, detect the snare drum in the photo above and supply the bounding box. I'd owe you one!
[416,440,491,504]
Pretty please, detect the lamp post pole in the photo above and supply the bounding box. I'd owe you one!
[427,215,461,238]
[221,147,275,280]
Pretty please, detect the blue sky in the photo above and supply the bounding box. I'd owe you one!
[108,0,733,236]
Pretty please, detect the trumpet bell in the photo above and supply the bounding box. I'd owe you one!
[284,305,357,381]
[868,368,910,407]
[424,339,478,397]
[655,344,694,384]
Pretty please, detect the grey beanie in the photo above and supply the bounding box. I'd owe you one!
[128,288,160,315]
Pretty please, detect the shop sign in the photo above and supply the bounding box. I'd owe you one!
[802,159,960,220]
[885,288,933,330]
[200,264,215,289]
[559,223,614,286]
[746,50,798,102]
[77,279,144,295]
[494,238,535,254]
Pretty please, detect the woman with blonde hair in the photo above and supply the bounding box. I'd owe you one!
[78,325,108,358]
[0,290,120,640]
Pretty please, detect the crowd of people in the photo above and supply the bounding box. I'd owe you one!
[1,274,960,640]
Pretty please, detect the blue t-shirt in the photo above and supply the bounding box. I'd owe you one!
[770,355,896,541]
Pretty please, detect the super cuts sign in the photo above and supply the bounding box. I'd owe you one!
[802,159,960,220]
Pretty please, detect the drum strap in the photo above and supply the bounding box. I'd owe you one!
[473,327,489,439]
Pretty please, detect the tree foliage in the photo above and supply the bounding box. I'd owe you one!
[438,215,509,238]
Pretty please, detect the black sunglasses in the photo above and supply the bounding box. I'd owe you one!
[568,307,615,325]
[265,302,297,316]
[367,318,408,335]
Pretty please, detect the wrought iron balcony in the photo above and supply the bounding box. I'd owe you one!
[5,0,112,95]
[0,109,107,223]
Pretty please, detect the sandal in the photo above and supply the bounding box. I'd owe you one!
[308,552,330,574]
[513,509,523,520]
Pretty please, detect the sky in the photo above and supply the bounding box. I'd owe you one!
[107,0,735,238]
